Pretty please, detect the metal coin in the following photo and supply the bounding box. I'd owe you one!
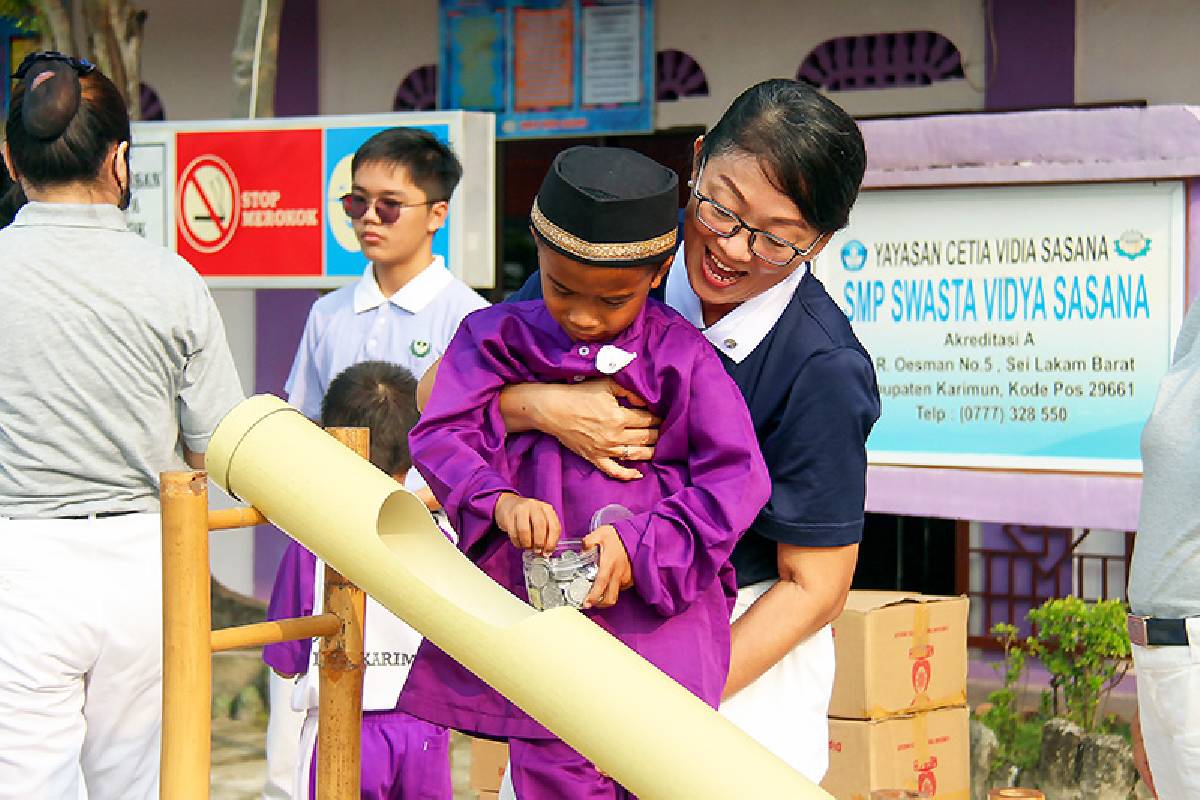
[566,576,592,607]
[525,561,550,589]
[557,550,581,569]
[542,585,564,609]
[583,563,599,581]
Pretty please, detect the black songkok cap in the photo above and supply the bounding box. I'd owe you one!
[531,145,678,267]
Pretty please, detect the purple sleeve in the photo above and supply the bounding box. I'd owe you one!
[612,345,771,617]
[408,311,520,553]
[262,540,317,675]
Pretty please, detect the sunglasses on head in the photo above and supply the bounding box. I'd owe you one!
[12,51,95,80]
[339,193,444,224]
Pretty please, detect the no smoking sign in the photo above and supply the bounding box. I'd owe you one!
[175,129,323,278]
[177,155,240,254]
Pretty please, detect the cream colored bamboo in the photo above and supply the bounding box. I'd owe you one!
[160,470,213,800]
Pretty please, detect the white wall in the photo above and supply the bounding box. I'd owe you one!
[138,0,243,120]
[655,0,986,130]
[1076,0,1200,106]
[208,289,256,596]
[318,0,440,115]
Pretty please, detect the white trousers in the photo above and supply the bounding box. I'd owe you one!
[0,514,162,800]
[718,579,835,784]
[498,579,835,798]
[264,671,307,799]
[1132,618,1200,800]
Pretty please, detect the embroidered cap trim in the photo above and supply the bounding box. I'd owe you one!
[531,199,676,263]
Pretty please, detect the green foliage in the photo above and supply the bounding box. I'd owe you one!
[1026,596,1131,731]
[978,597,1133,777]
[0,2,41,32]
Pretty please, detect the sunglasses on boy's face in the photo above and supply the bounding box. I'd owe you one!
[339,193,444,224]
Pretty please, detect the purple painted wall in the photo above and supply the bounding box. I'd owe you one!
[275,0,318,117]
[985,0,1076,111]
[253,289,320,599]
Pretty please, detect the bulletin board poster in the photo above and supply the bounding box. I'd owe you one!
[129,111,496,288]
[440,0,653,139]
[813,182,1186,474]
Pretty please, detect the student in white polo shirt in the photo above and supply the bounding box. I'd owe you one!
[264,127,486,799]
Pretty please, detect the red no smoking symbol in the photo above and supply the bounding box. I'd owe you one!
[177,154,240,254]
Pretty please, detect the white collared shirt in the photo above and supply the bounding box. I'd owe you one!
[285,255,488,420]
[664,244,806,364]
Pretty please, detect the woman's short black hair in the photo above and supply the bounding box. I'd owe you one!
[352,127,463,203]
[700,79,866,233]
[6,59,130,188]
[320,361,420,477]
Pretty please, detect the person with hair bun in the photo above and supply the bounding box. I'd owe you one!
[0,52,243,799]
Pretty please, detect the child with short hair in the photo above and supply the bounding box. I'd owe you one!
[285,126,487,422]
[400,146,771,798]
[264,360,452,800]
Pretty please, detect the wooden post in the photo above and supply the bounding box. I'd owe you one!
[316,428,369,799]
[160,471,213,800]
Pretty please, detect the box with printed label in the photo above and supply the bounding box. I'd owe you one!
[822,705,969,800]
[829,591,968,720]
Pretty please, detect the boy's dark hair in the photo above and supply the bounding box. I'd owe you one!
[6,59,131,188]
[352,127,463,203]
[321,361,420,477]
[700,78,866,234]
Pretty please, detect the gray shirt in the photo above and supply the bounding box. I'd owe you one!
[0,202,244,517]
[1128,299,1200,618]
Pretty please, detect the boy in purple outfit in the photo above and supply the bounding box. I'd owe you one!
[401,146,771,799]
[265,361,452,800]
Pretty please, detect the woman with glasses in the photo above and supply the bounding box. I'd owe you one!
[0,53,243,799]
[423,78,880,784]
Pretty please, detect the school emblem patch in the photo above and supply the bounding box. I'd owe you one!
[410,339,431,358]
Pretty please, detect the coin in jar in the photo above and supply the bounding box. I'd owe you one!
[525,561,550,589]
[526,586,543,610]
[566,576,592,607]
[557,550,581,569]
[542,585,565,609]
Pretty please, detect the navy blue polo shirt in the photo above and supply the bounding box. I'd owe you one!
[507,265,880,588]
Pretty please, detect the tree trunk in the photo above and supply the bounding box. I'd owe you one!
[81,0,146,119]
[231,0,283,119]
[31,0,76,52]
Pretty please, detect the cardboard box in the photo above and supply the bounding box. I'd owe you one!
[829,591,968,720]
[822,705,969,800]
[469,737,508,795]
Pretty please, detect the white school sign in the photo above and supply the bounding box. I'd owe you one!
[814,181,1186,474]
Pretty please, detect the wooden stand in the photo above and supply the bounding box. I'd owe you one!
[160,428,369,800]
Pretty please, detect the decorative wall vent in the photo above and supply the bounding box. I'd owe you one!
[797,31,964,92]
[656,49,708,102]
[393,64,438,112]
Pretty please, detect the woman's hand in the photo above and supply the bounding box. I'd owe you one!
[494,492,561,555]
[581,524,633,609]
[501,379,660,481]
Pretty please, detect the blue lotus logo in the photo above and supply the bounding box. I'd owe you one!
[1114,230,1151,261]
[841,239,867,271]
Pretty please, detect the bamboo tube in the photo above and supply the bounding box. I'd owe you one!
[160,471,213,800]
[210,613,341,652]
[208,505,268,530]
[317,427,368,799]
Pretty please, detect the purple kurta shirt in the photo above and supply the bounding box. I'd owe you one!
[399,299,770,739]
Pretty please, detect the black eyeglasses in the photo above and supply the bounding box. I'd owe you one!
[12,51,95,80]
[339,193,444,224]
[690,163,825,267]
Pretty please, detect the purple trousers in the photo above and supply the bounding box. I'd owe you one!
[508,738,636,799]
[303,709,452,799]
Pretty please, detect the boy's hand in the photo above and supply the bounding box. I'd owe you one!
[582,524,633,609]
[494,492,562,555]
